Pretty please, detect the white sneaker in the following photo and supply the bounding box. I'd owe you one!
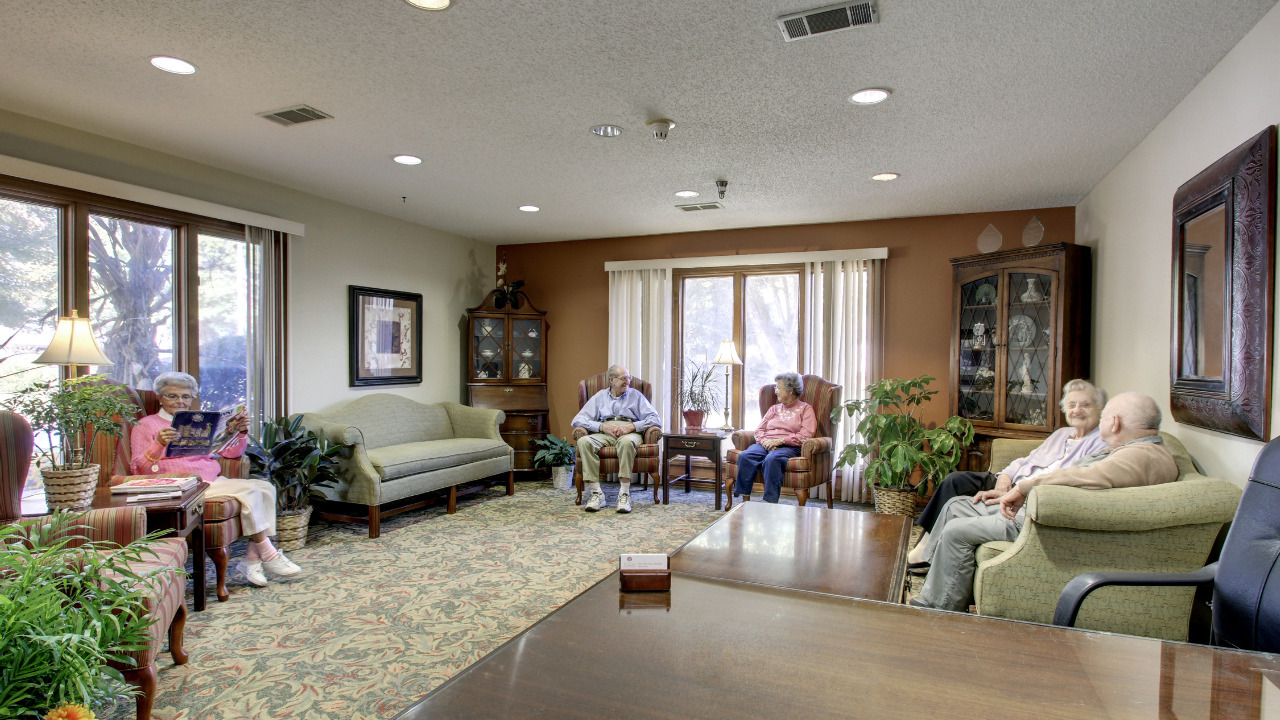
[263,552,301,577]
[616,493,632,514]
[237,560,269,587]
[584,491,606,512]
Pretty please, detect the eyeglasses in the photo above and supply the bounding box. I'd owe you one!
[161,393,196,401]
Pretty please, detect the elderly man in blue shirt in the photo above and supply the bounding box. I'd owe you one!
[571,364,662,514]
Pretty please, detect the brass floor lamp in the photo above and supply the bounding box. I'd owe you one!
[711,340,742,432]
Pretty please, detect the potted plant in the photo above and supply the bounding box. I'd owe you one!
[0,513,167,717]
[677,360,720,432]
[2,377,136,510]
[245,415,349,551]
[832,375,975,516]
[532,434,575,490]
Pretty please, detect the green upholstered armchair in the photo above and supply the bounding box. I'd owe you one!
[972,432,1241,641]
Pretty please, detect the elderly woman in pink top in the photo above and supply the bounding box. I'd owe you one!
[732,372,818,503]
[131,371,301,587]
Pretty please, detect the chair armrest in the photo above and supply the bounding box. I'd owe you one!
[730,430,755,451]
[1053,563,1218,628]
[572,427,588,441]
[643,427,662,445]
[443,402,505,441]
[216,456,248,478]
[1027,478,1241,532]
[799,436,832,458]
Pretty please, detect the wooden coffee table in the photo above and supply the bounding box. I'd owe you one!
[669,501,911,601]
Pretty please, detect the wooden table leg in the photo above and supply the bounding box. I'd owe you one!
[191,523,206,612]
[714,450,722,511]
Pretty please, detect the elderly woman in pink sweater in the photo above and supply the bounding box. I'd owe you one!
[131,371,301,587]
[732,372,818,503]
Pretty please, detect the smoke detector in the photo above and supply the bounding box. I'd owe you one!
[646,119,675,142]
[777,2,877,42]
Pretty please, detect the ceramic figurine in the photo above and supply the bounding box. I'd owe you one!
[1020,278,1044,303]
[972,322,987,349]
[1019,356,1034,394]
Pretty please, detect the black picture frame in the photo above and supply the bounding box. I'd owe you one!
[349,285,423,387]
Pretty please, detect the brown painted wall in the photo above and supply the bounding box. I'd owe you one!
[500,207,1077,438]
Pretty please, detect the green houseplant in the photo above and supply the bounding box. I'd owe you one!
[677,360,720,431]
[2,377,137,509]
[532,434,575,489]
[832,375,975,516]
[0,513,169,718]
[245,415,349,550]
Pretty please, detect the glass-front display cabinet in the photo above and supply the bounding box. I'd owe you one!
[950,243,1092,471]
[466,290,549,473]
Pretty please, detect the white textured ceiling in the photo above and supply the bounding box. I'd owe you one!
[0,0,1275,244]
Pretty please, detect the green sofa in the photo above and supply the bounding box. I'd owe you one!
[300,394,513,538]
[972,432,1241,641]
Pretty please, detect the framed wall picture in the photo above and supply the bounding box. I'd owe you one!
[349,285,423,386]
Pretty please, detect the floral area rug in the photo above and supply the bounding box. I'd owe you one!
[102,481,728,719]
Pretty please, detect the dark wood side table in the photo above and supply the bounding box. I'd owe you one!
[93,482,209,611]
[660,432,725,510]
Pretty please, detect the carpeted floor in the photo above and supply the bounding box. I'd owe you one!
[100,482,878,719]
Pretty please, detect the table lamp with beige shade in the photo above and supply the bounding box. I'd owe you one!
[711,340,742,432]
[33,309,114,372]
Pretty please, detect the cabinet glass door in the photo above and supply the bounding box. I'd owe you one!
[957,275,999,423]
[474,316,504,379]
[1004,272,1053,427]
[511,318,543,381]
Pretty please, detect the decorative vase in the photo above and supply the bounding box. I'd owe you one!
[40,464,100,510]
[275,506,313,551]
[872,485,918,517]
[551,465,572,490]
[682,410,706,433]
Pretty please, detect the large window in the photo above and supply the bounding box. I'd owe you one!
[675,268,803,431]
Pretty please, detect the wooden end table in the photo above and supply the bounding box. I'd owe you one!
[92,482,210,611]
[660,432,725,510]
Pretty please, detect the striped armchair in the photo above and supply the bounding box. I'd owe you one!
[724,374,842,509]
[572,374,663,505]
[91,382,246,603]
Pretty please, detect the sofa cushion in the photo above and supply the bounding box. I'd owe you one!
[368,438,511,481]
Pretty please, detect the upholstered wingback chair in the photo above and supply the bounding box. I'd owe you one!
[90,381,247,603]
[972,432,1241,641]
[724,374,842,509]
[571,374,663,505]
[0,410,34,521]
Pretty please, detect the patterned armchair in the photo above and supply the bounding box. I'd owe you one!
[571,374,663,505]
[724,374,842,509]
[973,432,1242,641]
[90,382,247,604]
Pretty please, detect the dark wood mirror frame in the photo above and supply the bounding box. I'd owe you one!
[1170,126,1276,440]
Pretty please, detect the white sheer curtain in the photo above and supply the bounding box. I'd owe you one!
[607,268,672,428]
[245,226,289,432]
[805,258,884,503]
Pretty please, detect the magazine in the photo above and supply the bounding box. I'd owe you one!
[112,475,199,493]
[163,404,247,458]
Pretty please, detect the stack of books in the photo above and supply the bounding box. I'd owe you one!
[111,476,199,502]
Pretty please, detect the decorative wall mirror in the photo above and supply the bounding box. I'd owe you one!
[1169,126,1276,440]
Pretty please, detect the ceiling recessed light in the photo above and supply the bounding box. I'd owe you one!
[402,0,450,9]
[150,56,196,75]
[675,190,699,198]
[591,125,623,137]
[518,205,540,212]
[872,172,900,181]
[849,88,890,105]
[393,155,423,165]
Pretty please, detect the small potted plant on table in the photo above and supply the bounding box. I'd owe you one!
[532,434,575,490]
[246,415,348,551]
[833,375,974,516]
[677,360,720,433]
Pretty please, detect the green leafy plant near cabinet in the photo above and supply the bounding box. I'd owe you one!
[531,434,575,468]
[0,513,171,718]
[832,375,975,495]
[245,415,349,512]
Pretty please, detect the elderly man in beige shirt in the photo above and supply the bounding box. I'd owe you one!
[911,392,1179,611]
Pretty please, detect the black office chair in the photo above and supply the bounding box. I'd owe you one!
[1053,437,1280,652]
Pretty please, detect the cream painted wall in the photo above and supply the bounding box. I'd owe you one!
[0,109,494,414]
[1077,3,1280,485]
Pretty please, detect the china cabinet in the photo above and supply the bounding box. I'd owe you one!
[949,243,1092,471]
[466,289,548,474]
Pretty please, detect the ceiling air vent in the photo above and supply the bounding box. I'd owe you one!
[257,105,333,126]
[777,2,877,42]
[677,202,725,212]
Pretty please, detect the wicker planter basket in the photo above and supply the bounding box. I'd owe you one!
[551,465,573,490]
[872,485,918,517]
[41,464,100,510]
[275,506,313,552]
